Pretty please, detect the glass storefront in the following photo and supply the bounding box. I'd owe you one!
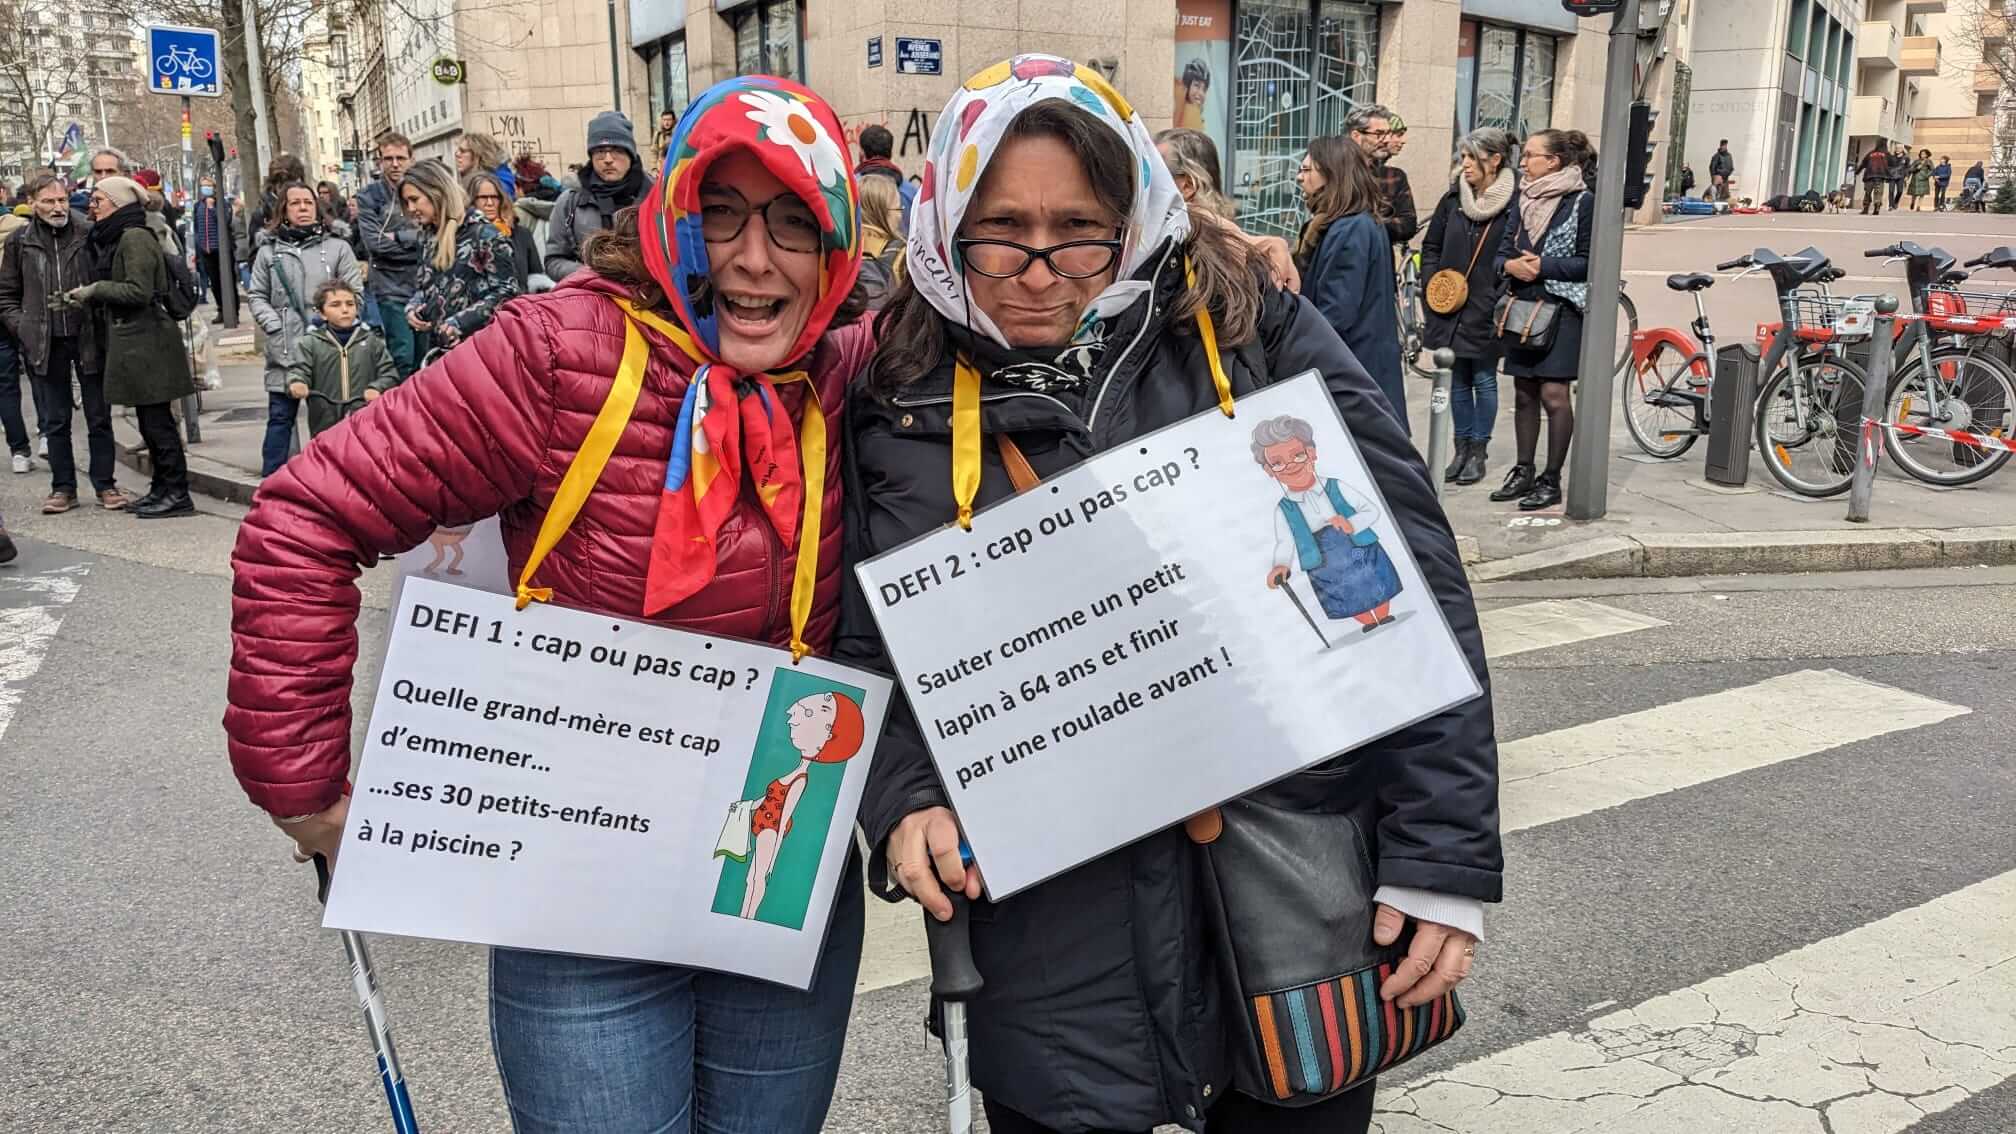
[1227,0,1380,237]
[644,36,689,124]
[1456,20,1556,141]
[731,0,802,81]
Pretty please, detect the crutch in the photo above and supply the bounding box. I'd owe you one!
[924,850,984,1134]
[313,855,422,1134]
[1278,576,1331,648]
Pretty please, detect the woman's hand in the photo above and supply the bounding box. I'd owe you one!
[287,381,309,399]
[1250,234,1301,293]
[1505,253,1542,283]
[406,308,432,332]
[274,796,350,864]
[1327,515,1356,534]
[363,388,381,402]
[1372,904,1477,1009]
[435,322,461,346]
[1266,565,1291,589]
[887,806,982,921]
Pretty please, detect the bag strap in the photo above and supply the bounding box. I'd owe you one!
[1461,225,1490,278]
[997,434,1041,493]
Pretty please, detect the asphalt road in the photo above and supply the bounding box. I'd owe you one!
[3,465,2012,1132]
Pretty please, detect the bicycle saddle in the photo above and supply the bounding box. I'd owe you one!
[1665,272,1715,292]
[1815,267,1848,284]
[1939,269,1971,286]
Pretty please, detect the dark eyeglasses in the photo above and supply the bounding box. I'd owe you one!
[474,193,503,203]
[700,190,822,254]
[956,238,1122,280]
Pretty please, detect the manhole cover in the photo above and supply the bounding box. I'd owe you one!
[214,407,267,424]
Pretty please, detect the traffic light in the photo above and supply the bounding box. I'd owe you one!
[1561,0,1624,14]
[1622,100,1656,210]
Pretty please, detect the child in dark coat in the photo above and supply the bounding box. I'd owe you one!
[286,280,400,437]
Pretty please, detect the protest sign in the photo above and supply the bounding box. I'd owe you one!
[324,576,892,988]
[855,370,1481,898]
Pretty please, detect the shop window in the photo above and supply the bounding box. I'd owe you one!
[734,0,802,81]
[1461,23,1558,140]
[1229,0,1381,238]
[1517,33,1555,137]
[646,35,690,124]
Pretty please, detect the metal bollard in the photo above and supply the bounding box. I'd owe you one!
[1846,296,1900,523]
[1427,348,1456,501]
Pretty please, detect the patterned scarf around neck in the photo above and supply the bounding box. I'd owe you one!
[1517,166,1585,247]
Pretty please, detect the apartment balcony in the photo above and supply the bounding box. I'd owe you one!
[1904,0,1945,12]
[1978,63,2004,93]
[1852,94,1899,137]
[1984,10,2010,44]
[1901,35,1941,74]
[1858,20,1901,70]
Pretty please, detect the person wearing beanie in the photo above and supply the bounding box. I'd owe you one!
[543,109,651,281]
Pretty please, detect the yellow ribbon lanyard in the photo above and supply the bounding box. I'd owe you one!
[950,258,1235,528]
[514,298,830,663]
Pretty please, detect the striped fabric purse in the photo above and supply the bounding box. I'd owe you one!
[1187,782,1466,1104]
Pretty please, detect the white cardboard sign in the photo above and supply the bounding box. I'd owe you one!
[325,576,892,988]
[855,371,1481,898]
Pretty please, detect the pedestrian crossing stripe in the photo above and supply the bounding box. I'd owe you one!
[1374,868,2016,1133]
[1477,599,1668,659]
[0,563,88,748]
[1500,669,1969,834]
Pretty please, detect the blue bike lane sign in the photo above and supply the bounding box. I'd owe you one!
[147,24,223,98]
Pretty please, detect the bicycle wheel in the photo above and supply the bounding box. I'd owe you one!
[1613,288,1639,380]
[1881,347,2016,486]
[1620,341,1703,458]
[1754,350,1868,497]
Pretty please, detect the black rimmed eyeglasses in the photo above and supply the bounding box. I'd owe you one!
[699,189,824,254]
[956,237,1123,280]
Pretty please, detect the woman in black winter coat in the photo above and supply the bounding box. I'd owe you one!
[1490,129,1594,512]
[1419,127,1518,486]
[840,61,1500,1134]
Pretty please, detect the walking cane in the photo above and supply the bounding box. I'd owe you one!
[313,855,422,1134]
[1278,576,1331,648]
[924,850,984,1134]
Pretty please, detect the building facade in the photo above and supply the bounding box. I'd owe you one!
[1847,0,1944,165]
[1911,0,2011,180]
[1688,0,1858,200]
[629,0,1623,237]
[0,2,142,180]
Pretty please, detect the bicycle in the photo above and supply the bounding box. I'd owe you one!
[155,45,213,80]
[1620,251,1851,462]
[1720,247,1874,497]
[1863,241,2016,486]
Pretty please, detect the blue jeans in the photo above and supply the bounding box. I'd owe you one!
[261,390,299,476]
[1449,355,1500,443]
[372,294,417,378]
[489,857,864,1133]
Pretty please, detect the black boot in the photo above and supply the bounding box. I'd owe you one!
[1518,470,1563,510]
[1456,440,1489,485]
[133,491,195,519]
[1444,438,1470,483]
[1489,462,1536,502]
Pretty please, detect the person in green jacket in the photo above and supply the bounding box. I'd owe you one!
[1906,149,1935,211]
[65,176,197,518]
[285,279,399,438]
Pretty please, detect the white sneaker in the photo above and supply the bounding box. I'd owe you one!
[36,435,47,457]
[9,452,29,474]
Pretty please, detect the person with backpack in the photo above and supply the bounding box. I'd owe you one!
[855,175,905,308]
[1857,147,1890,215]
[544,112,650,282]
[249,181,363,475]
[0,173,126,513]
[64,176,197,518]
[285,279,399,437]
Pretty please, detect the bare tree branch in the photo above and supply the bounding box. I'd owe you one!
[0,0,101,173]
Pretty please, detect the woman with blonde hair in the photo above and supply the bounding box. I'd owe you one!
[856,173,905,308]
[454,131,516,198]
[400,158,516,356]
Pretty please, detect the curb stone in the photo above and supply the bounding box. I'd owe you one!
[1467,527,2016,582]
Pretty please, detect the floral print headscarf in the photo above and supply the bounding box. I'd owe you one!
[906,54,1192,351]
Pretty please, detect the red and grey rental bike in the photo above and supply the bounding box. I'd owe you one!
[1863,241,2016,486]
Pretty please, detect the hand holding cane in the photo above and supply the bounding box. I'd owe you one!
[924,849,984,1134]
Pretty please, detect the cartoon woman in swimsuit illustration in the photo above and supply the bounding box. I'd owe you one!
[1253,414,1403,633]
[716,684,866,927]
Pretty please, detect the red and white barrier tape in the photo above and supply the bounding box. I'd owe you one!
[1862,418,2016,455]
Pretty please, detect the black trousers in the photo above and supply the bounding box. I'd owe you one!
[198,249,228,308]
[31,336,115,495]
[983,1082,1377,1134]
[134,402,189,496]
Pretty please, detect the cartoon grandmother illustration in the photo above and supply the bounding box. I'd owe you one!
[715,687,866,926]
[1254,414,1404,634]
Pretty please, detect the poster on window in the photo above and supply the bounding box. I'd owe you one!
[1175,0,1232,159]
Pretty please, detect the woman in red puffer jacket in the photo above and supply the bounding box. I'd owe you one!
[223,76,873,1132]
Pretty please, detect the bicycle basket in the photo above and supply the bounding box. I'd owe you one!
[1784,294,1866,342]
[1924,288,2016,328]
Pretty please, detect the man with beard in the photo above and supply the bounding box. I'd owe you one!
[545,112,651,282]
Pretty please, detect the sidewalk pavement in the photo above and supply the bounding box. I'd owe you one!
[123,332,2016,582]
